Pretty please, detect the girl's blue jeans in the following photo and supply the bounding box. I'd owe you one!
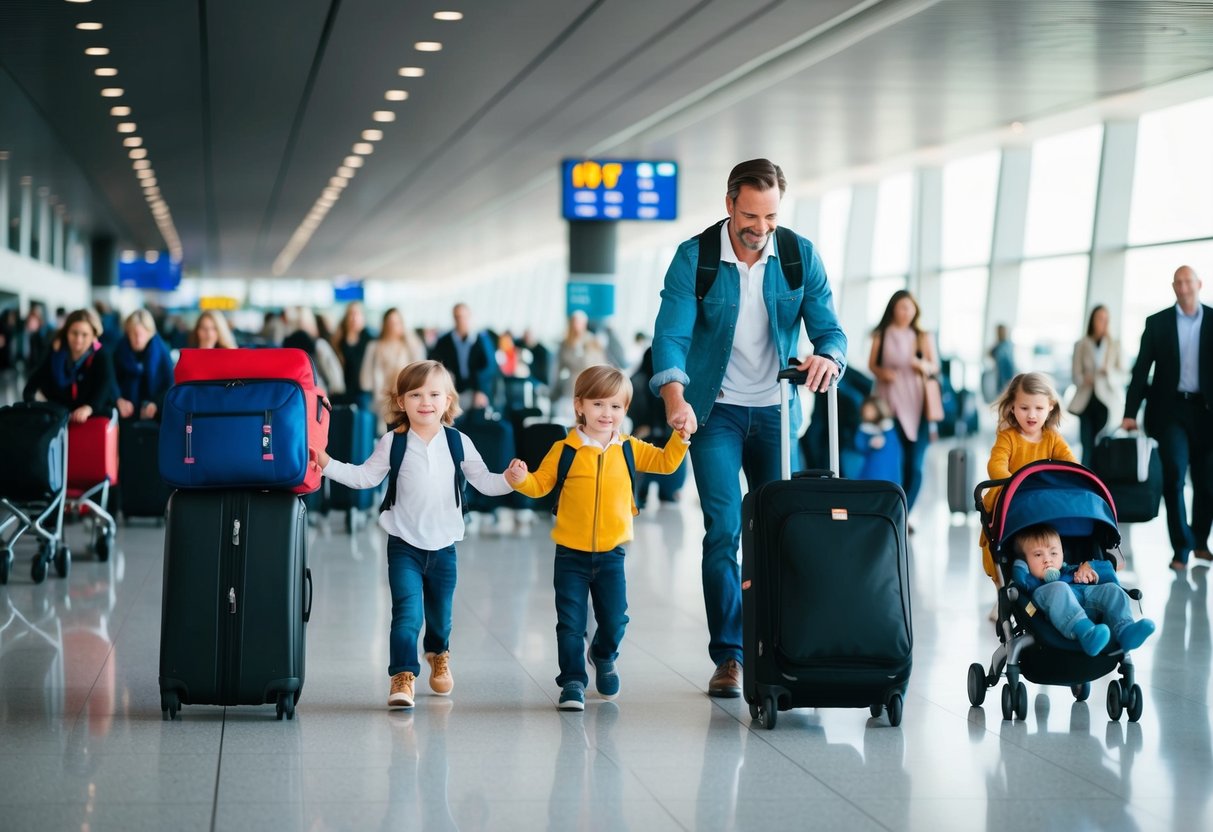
[386,536,457,676]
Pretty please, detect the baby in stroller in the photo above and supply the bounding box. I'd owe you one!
[967,459,1154,722]
[1011,523,1154,656]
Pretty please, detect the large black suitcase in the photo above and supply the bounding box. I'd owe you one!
[516,421,568,511]
[159,490,312,720]
[742,371,912,729]
[0,402,67,501]
[1092,434,1162,523]
[118,420,173,521]
[455,410,515,514]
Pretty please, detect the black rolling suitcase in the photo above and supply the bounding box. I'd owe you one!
[742,369,912,729]
[455,410,515,514]
[326,404,377,529]
[118,420,173,521]
[1091,434,1163,523]
[516,421,568,511]
[159,490,312,720]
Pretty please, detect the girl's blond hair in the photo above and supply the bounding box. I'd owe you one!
[573,364,632,426]
[994,372,1063,433]
[384,360,461,431]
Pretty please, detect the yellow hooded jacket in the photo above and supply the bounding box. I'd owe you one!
[514,428,689,552]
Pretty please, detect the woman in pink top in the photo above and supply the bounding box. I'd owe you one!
[868,290,938,516]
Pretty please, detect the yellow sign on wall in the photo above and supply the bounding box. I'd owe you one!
[199,296,239,311]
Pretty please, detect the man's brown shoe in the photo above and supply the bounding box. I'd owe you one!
[707,659,742,698]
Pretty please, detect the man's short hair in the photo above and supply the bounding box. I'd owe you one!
[726,159,787,200]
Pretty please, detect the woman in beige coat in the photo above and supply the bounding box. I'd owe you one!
[360,307,427,426]
[1069,304,1125,467]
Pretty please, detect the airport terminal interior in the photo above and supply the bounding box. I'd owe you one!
[3,1,1213,830]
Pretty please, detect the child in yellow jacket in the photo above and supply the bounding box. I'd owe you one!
[504,364,688,711]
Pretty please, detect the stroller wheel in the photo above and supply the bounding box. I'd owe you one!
[1071,682,1091,702]
[1014,682,1028,721]
[967,663,987,707]
[30,555,48,584]
[1126,684,1143,722]
[54,544,70,579]
[1000,684,1014,721]
[1106,681,1124,721]
[0,549,11,585]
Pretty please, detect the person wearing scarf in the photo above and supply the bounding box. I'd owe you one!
[114,308,174,421]
[23,308,117,424]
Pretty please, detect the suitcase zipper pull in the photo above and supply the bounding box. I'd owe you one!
[232,518,241,546]
[228,587,237,614]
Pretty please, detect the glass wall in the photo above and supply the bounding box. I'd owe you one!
[1129,97,1213,246]
[1016,256,1090,388]
[941,152,999,269]
[1023,126,1103,258]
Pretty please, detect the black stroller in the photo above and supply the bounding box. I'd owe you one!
[966,459,1145,722]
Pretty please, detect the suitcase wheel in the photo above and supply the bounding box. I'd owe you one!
[753,694,777,730]
[870,703,882,719]
[886,693,904,727]
[161,691,180,721]
[276,692,296,721]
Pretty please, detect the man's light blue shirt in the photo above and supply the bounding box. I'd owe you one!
[1176,303,1202,394]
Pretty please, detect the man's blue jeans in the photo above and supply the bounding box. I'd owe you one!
[553,545,628,688]
[689,403,789,666]
[386,536,457,676]
[1032,581,1134,641]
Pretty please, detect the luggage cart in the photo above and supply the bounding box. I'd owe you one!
[0,402,71,584]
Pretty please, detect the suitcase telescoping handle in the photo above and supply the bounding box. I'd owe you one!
[777,366,839,481]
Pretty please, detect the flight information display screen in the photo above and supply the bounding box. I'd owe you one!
[561,159,677,221]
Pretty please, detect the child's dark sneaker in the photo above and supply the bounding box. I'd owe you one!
[1074,620,1111,656]
[587,651,620,700]
[1117,619,1156,652]
[558,682,585,711]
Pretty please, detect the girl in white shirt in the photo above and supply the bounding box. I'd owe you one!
[320,360,520,709]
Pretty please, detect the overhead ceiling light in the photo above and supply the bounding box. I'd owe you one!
[76,22,103,31]
[117,122,136,133]
[122,136,142,147]
[434,11,463,21]
[322,187,342,199]
[360,129,383,142]
[414,41,442,51]
[136,168,153,179]
[352,142,374,155]
[398,66,425,77]
[94,67,118,76]
[84,47,109,56]
[384,90,408,102]
[143,178,158,188]
[1010,121,1025,133]
[145,250,160,262]
[110,105,131,116]
[329,176,348,188]
[128,147,147,159]
[372,110,396,122]
[133,159,150,170]
[343,156,364,168]
[100,87,124,97]
[336,165,356,178]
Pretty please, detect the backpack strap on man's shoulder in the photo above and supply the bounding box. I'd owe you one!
[550,443,578,517]
[774,226,803,291]
[695,219,727,302]
[378,427,409,513]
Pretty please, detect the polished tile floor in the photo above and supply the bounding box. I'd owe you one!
[0,438,1210,831]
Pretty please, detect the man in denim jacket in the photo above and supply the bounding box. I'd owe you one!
[650,159,847,698]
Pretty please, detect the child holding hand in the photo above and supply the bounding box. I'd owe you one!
[319,360,515,709]
[504,365,689,711]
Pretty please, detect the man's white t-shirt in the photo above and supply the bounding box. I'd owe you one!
[718,221,781,407]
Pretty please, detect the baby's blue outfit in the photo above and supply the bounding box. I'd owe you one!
[1011,560,1141,648]
[854,419,902,483]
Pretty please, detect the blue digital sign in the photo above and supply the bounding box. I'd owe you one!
[118,254,182,291]
[561,159,678,221]
[333,279,364,302]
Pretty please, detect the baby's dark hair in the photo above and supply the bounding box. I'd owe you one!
[1014,523,1061,559]
[860,395,893,422]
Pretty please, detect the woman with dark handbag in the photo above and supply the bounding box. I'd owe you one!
[868,290,938,521]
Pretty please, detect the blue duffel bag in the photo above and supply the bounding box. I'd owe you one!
[159,379,312,490]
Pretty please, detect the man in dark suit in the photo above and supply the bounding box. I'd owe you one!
[1123,265,1213,571]
[428,302,499,411]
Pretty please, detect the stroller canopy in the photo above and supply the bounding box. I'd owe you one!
[992,462,1119,548]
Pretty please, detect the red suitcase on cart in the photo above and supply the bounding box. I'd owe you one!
[165,349,330,494]
[68,413,119,489]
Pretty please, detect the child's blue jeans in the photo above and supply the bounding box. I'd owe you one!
[553,544,628,687]
[1031,581,1134,641]
[386,536,457,676]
